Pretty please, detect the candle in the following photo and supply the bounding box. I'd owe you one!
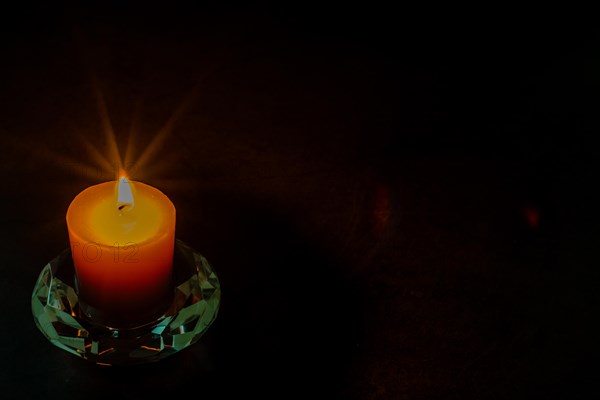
[66,177,176,326]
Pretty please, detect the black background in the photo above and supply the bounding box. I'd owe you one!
[1,3,599,399]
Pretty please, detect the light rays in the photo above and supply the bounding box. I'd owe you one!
[91,83,196,185]
[123,99,143,176]
[6,133,107,182]
[75,133,116,177]
[92,76,124,179]
[127,86,198,179]
[2,86,194,187]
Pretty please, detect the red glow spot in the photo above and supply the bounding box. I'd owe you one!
[373,185,391,234]
[524,207,540,228]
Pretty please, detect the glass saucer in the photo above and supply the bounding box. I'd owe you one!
[31,239,221,366]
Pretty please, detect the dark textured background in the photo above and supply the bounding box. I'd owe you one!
[1,4,599,399]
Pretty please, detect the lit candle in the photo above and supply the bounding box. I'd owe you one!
[66,177,176,326]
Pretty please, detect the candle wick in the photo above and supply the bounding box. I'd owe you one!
[118,203,133,213]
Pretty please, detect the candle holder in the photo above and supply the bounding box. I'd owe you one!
[31,239,221,366]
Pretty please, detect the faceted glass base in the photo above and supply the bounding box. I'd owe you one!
[31,239,221,365]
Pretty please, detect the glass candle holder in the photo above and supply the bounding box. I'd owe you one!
[31,239,221,366]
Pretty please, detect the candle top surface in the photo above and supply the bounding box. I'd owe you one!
[66,180,175,246]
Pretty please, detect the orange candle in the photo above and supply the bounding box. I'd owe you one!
[66,177,176,326]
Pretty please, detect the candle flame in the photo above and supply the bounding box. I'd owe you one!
[117,176,134,211]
